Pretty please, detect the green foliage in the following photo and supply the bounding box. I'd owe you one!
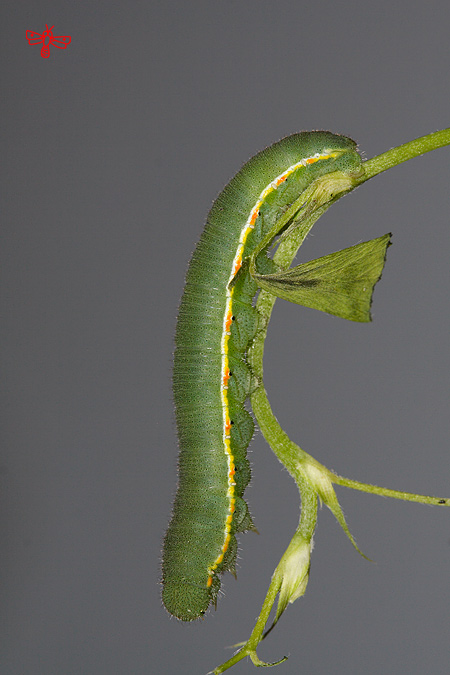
[253,233,391,322]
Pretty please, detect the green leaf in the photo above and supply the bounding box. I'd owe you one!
[253,233,391,322]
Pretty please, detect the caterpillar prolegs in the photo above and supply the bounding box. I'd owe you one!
[161,131,367,620]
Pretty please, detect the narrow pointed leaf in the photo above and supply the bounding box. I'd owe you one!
[253,233,391,322]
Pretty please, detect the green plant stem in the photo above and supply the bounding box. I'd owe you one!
[358,128,450,182]
[212,128,450,673]
[333,474,449,505]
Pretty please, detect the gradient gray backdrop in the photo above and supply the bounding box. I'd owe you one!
[2,2,449,674]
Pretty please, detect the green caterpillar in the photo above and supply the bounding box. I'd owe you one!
[162,131,367,621]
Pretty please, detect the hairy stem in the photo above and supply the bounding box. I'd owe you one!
[359,128,450,182]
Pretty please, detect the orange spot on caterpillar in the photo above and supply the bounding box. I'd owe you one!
[225,311,233,332]
[207,576,213,587]
[249,210,259,226]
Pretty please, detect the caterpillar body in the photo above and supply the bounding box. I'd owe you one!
[162,131,363,621]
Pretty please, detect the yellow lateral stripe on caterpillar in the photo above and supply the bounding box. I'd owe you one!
[207,151,340,586]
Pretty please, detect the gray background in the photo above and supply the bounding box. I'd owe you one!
[2,2,449,674]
